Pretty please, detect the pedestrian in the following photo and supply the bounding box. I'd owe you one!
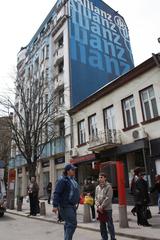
[52,164,80,240]
[130,170,139,216]
[134,171,151,226]
[46,182,52,204]
[95,172,116,240]
[27,176,39,216]
[83,177,96,220]
[151,174,160,214]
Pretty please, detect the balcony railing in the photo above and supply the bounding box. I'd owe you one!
[88,129,121,152]
[54,73,64,91]
[53,46,64,66]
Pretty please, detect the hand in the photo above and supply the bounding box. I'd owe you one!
[97,206,103,213]
[52,207,58,214]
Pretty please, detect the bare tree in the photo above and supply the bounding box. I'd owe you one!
[0,69,62,179]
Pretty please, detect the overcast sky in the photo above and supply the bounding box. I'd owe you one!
[0,0,160,95]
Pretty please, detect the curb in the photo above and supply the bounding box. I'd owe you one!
[6,210,159,240]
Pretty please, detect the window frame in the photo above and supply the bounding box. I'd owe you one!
[139,85,159,122]
[88,114,98,140]
[78,119,86,145]
[122,95,138,129]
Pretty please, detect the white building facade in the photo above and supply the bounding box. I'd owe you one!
[69,55,160,194]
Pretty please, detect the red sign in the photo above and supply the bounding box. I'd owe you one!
[70,153,96,164]
[8,169,16,182]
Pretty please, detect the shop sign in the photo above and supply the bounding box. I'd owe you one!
[42,160,50,168]
[55,157,65,165]
[70,153,95,164]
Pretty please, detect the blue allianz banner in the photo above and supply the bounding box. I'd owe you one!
[69,0,134,107]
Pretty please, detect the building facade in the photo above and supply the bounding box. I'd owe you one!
[9,0,134,197]
[69,55,160,193]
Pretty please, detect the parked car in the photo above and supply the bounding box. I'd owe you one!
[0,178,6,217]
[0,193,6,217]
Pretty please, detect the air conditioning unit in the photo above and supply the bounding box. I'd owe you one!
[70,148,78,157]
[132,128,147,140]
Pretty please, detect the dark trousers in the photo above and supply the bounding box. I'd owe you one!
[47,192,51,204]
[99,210,116,240]
[136,204,149,225]
[60,206,77,240]
[90,204,95,219]
[29,193,39,215]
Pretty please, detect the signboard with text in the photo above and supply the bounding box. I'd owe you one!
[69,0,134,107]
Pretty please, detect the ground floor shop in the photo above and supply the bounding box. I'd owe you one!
[70,138,160,201]
[14,138,160,202]
[15,156,65,198]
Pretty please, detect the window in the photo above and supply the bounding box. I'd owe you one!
[46,45,49,59]
[58,35,63,48]
[58,60,64,73]
[140,86,158,121]
[78,120,86,145]
[45,68,49,85]
[42,47,45,62]
[45,94,48,112]
[59,89,64,105]
[104,106,116,130]
[59,119,65,137]
[88,114,98,140]
[122,96,137,128]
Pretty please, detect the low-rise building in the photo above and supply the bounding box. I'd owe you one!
[69,54,160,193]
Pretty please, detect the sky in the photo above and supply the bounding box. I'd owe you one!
[0,0,160,96]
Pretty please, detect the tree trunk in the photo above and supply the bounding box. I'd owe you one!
[28,162,37,180]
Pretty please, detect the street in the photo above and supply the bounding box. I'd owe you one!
[0,213,134,240]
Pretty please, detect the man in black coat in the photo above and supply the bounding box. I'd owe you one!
[134,172,151,226]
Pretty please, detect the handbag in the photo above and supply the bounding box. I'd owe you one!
[146,207,152,219]
[97,210,108,223]
[79,195,84,204]
[84,195,94,206]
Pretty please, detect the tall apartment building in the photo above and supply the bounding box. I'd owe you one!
[10,0,134,197]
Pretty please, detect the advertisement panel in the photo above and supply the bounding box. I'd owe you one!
[69,0,134,107]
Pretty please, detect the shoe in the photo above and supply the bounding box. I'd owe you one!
[143,223,152,227]
[131,209,136,216]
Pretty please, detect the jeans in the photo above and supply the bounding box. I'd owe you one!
[60,206,77,240]
[99,210,116,240]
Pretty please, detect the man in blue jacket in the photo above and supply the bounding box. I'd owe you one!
[52,164,80,240]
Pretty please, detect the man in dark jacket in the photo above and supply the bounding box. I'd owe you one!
[27,176,39,216]
[52,164,80,240]
[134,172,151,226]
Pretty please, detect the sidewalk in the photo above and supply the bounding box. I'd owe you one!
[7,198,160,240]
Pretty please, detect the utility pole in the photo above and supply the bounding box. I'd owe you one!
[116,161,129,228]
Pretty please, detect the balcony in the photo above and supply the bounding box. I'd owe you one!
[88,129,121,152]
[54,105,65,121]
[54,73,64,91]
[53,46,64,66]
[14,155,27,167]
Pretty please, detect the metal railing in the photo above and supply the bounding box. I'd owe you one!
[88,129,121,149]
